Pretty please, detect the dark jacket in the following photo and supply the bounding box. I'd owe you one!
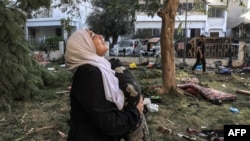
[67,64,142,141]
[197,40,205,56]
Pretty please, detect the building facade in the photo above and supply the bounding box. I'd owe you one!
[24,0,92,42]
[135,0,228,38]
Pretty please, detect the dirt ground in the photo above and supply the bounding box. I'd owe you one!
[1,63,250,141]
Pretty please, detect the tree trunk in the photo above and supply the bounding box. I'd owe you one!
[157,0,179,94]
[112,34,119,47]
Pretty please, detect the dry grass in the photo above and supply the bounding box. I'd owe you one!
[1,64,250,141]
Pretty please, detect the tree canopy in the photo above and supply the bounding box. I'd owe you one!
[86,0,140,46]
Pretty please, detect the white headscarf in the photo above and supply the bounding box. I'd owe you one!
[64,28,124,110]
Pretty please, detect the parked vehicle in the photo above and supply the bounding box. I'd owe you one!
[111,39,143,56]
[151,41,161,55]
[142,41,161,56]
[143,41,178,57]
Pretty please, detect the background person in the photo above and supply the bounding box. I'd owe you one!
[192,35,206,73]
[64,28,144,141]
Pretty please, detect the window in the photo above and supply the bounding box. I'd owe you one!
[135,28,160,38]
[152,29,160,37]
[208,8,224,18]
[210,32,219,37]
[190,28,201,38]
[178,2,193,14]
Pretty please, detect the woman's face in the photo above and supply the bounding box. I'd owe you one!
[86,29,108,56]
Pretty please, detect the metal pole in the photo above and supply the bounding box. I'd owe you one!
[183,0,188,64]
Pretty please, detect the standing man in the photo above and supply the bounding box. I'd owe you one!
[192,35,207,73]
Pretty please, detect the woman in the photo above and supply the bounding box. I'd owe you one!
[64,28,144,141]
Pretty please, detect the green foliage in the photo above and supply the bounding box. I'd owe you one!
[51,0,87,17]
[0,38,42,100]
[86,0,139,44]
[40,66,71,88]
[32,36,64,52]
[138,0,163,17]
[61,17,72,37]
[0,0,68,103]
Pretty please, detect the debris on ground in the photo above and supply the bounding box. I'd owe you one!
[178,82,237,104]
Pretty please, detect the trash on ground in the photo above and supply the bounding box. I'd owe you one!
[177,133,197,141]
[143,98,159,112]
[178,82,237,104]
[157,125,173,134]
[129,62,137,69]
[48,67,55,71]
[229,107,240,113]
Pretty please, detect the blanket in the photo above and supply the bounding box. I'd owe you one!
[178,83,237,102]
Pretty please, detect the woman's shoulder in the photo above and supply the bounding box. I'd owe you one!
[76,64,101,75]
[78,64,99,70]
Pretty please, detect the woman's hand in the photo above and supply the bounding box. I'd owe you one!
[136,95,144,115]
[92,35,108,56]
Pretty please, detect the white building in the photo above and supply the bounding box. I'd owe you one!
[24,1,92,41]
[135,0,228,38]
[25,0,247,41]
[25,0,249,66]
[226,0,250,41]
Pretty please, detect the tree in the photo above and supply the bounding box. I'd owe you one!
[0,0,66,103]
[157,0,180,94]
[155,0,246,94]
[86,0,139,46]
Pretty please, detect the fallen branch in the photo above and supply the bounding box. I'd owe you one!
[236,89,250,95]
[56,91,70,94]
[15,125,55,141]
[166,119,175,125]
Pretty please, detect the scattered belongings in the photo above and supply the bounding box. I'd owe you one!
[58,130,67,138]
[157,125,173,134]
[33,52,50,65]
[67,86,71,90]
[215,67,232,75]
[60,64,66,67]
[186,127,224,141]
[149,95,161,103]
[214,60,222,68]
[129,62,137,69]
[186,127,208,138]
[195,64,203,71]
[236,67,250,73]
[242,67,250,72]
[48,67,55,71]
[229,107,240,113]
[146,103,159,112]
[178,83,237,104]
[147,62,155,69]
[177,133,197,141]
[143,98,159,112]
[187,102,199,108]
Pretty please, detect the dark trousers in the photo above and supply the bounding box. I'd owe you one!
[192,54,206,72]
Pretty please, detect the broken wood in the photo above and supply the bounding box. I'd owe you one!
[236,89,250,95]
[56,90,70,94]
[15,125,55,141]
